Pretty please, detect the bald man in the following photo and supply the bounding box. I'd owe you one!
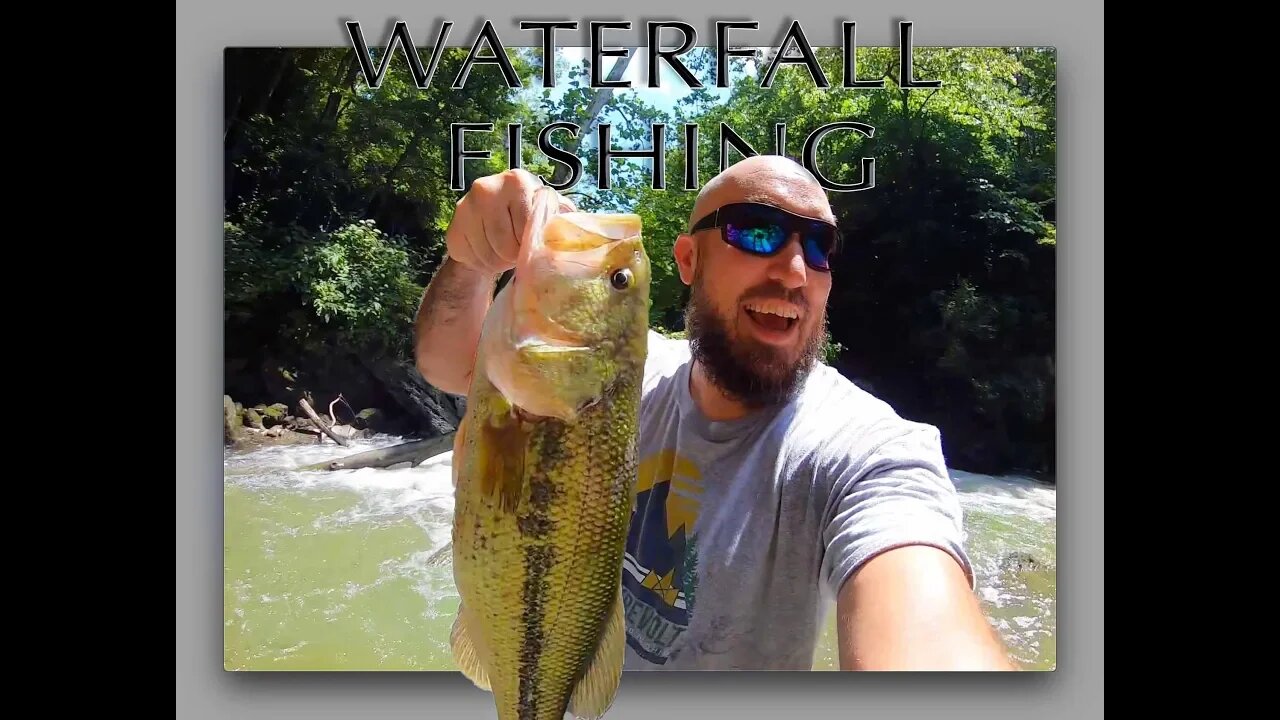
[415,160,1015,671]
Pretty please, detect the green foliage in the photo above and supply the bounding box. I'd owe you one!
[223,46,538,393]
[224,215,423,357]
[821,332,846,367]
[296,220,424,355]
[223,44,1057,476]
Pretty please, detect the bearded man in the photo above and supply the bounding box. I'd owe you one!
[414,157,1014,671]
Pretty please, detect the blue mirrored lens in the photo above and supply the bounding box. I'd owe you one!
[803,234,832,270]
[725,222,786,254]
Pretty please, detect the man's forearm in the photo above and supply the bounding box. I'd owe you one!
[413,256,496,396]
[836,546,1017,671]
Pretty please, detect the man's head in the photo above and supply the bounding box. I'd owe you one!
[674,155,838,410]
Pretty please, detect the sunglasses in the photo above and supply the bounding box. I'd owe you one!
[688,202,840,272]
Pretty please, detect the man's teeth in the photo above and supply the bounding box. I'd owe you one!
[745,301,799,319]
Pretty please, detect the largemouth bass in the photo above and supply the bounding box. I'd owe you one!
[447,187,650,720]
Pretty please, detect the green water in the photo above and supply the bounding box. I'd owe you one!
[223,484,460,670]
[224,438,1056,672]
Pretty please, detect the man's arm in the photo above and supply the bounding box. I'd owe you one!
[835,545,1016,670]
[819,414,1016,671]
[413,257,497,396]
[412,168,568,395]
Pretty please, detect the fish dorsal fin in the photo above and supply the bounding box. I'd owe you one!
[449,604,492,692]
[568,585,626,720]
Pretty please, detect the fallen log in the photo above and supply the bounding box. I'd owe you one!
[299,398,350,447]
[301,433,456,472]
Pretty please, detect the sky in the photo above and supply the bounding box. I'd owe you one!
[513,46,773,142]
[539,45,748,115]
[507,46,768,205]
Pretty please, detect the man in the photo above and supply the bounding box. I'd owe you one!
[414,158,1015,671]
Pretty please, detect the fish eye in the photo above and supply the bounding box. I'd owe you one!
[609,268,633,290]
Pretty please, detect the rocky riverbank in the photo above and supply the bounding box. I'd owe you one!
[223,394,375,451]
[223,355,467,454]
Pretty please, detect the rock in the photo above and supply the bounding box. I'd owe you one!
[360,357,467,438]
[1000,551,1041,574]
[224,395,244,445]
[242,407,265,430]
[353,408,384,431]
[230,427,324,451]
[259,403,289,428]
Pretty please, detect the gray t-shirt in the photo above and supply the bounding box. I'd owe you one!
[621,331,973,670]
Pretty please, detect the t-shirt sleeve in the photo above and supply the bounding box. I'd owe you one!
[820,419,974,598]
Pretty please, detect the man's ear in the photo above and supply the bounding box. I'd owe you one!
[674,233,696,285]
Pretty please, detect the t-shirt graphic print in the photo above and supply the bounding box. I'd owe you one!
[621,448,702,665]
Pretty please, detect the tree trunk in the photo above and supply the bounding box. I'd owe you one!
[358,356,466,437]
[298,398,350,446]
[301,434,456,472]
[367,130,424,216]
[321,50,360,128]
[550,49,636,187]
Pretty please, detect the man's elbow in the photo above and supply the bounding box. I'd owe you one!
[413,352,438,387]
[414,351,470,398]
[414,340,476,392]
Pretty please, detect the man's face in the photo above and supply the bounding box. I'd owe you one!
[675,162,835,409]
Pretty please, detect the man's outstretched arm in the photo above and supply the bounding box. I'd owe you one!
[821,418,1016,671]
[836,544,1016,670]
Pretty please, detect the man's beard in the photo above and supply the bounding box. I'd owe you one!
[683,271,827,410]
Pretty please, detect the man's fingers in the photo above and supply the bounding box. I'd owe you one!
[446,231,476,268]
[446,169,578,274]
[507,179,536,259]
[450,196,488,268]
[481,207,518,268]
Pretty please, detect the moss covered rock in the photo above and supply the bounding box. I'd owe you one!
[224,395,243,445]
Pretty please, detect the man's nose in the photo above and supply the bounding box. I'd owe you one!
[766,233,807,289]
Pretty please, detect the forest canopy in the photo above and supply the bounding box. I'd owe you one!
[223,42,1056,478]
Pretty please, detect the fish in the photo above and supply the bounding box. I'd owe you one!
[446,186,651,720]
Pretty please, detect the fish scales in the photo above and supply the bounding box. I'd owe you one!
[446,186,650,720]
[455,368,639,720]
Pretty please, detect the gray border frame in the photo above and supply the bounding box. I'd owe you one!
[181,1,1102,716]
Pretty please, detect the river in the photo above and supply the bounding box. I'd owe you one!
[223,435,1056,672]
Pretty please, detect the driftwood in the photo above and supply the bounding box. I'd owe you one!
[301,433,456,472]
[298,397,350,447]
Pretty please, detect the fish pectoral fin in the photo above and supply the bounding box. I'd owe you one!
[449,605,492,692]
[568,586,626,720]
[476,406,532,514]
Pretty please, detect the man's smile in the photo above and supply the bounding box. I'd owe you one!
[741,300,801,343]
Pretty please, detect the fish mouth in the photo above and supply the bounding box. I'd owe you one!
[518,316,588,349]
